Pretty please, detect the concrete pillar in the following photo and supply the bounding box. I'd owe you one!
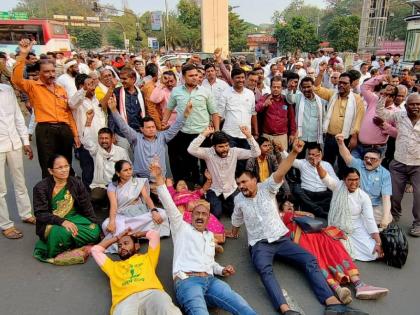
[201,0,229,55]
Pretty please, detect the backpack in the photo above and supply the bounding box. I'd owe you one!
[380,223,409,268]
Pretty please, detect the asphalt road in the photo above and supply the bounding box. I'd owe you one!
[0,146,419,315]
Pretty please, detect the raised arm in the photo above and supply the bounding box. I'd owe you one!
[236,126,261,160]
[69,88,86,110]
[272,139,305,184]
[107,95,138,145]
[11,39,35,93]
[316,163,339,191]
[336,133,353,166]
[80,112,99,156]
[376,96,397,122]
[162,100,192,142]
[187,126,213,159]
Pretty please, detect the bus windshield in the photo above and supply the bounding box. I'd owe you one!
[0,24,45,44]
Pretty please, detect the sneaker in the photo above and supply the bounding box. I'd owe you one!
[324,304,369,315]
[356,284,389,300]
[336,286,352,304]
[409,224,420,237]
[284,311,302,315]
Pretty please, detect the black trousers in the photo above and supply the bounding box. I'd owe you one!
[323,133,350,179]
[35,123,74,178]
[76,145,94,189]
[292,185,332,219]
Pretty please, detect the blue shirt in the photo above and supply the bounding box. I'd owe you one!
[349,158,392,206]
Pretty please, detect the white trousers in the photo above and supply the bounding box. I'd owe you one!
[113,289,182,315]
[0,148,32,230]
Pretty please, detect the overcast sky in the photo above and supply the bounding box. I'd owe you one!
[2,0,327,25]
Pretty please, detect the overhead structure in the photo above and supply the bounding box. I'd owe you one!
[200,0,229,54]
[404,0,420,61]
[358,0,390,53]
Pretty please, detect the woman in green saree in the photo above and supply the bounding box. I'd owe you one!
[33,154,100,265]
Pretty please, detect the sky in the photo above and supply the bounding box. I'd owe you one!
[1,0,327,25]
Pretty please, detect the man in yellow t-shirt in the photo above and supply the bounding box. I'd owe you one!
[91,229,181,315]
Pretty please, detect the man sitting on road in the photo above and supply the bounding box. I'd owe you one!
[279,143,338,218]
[91,229,181,315]
[229,139,368,315]
[151,162,258,315]
[336,133,393,229]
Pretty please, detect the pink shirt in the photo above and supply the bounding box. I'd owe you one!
[149,85,177,125]
[359,75,399,145]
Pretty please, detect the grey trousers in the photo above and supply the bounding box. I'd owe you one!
[389,160,420,226]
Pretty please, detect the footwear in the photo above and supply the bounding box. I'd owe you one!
[2,227,23,239]
[22,216,36,225]
[405,184,413,193]
[336,286,353,304]
[409,224,420,237]
[356,284,389,300]
[284,310,302,315]
[215,244,224,254]
[324,304,369,315]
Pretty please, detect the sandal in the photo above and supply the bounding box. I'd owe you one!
[2,227,23,239]
[22,216,36,224]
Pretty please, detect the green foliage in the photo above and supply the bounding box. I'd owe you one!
[386,0,411,40]
[105,27,124,49]
[15,0,96,18]
[229,10,250,52]
[274,16,319,54]
[325,15,360,52]
[176,0,201,51]
[273,0,324,26]
[69,27,101,49]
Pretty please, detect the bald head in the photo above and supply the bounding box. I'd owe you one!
[395,84,408,106]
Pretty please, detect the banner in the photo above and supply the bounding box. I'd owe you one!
[151,11,162,31]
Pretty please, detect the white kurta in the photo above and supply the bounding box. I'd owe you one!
[323,174,379,261]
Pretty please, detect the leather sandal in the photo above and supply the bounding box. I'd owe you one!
[2,227,23,239]
[22,216,36,225]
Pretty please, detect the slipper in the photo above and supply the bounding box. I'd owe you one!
[2,227,23,239]
[22,216,36,225]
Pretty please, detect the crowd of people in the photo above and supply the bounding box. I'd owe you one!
[1,38,420,315]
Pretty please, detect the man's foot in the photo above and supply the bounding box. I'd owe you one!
[324,304,369,315]
[409,224,420,237]
[355,284,389,300]
[22,216,36,225]
[2,227,23,239]
[284,310,302,315]
[215,244,224,254]
[405,184,413,193]
[336,286,352,304]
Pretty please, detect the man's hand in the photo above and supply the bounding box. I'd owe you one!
[111,78,118,89]
[151,211,163,224]
[107,95,117,112]
[116,227,132,240]
[129,230,147,238]
[149,161,163,179]
[214,48,222,63]
[18,39,36,55]
[74,137,81,148]
[239,125,252,139]
[161,121,168,130]
[264,95,273,107]
[222,265,235,277]
[373,243,384,258]
[274,141,284,153]
[201,126,215,137]
[85,109,94,127]
[62,220,78,237]
[226,227,239,239]
[335,133,345,146]
[204,169,212,181]
[184,100,193,118]
[106,220,116,234]
[165,178,174,186]
[23,145,33,160]
[288,134,295,145]
[291,138,305,154]
[318,61,328,73]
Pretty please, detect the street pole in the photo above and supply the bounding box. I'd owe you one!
[163,0,169,51]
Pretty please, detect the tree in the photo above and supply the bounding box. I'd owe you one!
[325,15,361,51]
[176,0,201,51]
[273,0,324,28]
[386,0,411,40]
[15,0,95,18]
[69,27,101,49]
[229,9,250,52]
[274,16,319,54]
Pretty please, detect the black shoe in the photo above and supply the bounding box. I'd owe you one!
[284,311,302,315]
[324,304,369,315]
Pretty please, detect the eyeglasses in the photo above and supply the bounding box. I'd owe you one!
[338,81,350,85]
[53,165,70,171]
[364,156,379,162]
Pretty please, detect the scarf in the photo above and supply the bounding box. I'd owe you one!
[297,94,324,144]
[328,181,355,259]
[323,91,356,138]
[98,82,108,95]
[119,86,145,123]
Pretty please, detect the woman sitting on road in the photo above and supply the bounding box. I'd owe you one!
[33,155,101,265]
[102,160,169,253]
[279,200,389,304]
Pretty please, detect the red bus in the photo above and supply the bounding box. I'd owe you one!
[0,19,72,56]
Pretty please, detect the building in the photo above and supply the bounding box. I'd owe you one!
[246,33,277,58]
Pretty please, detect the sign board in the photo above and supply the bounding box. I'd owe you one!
[53,15,68,20]
[150,11,162,31]
[0,11,29,20]
[70,16,85,21]
[148,37,159,50]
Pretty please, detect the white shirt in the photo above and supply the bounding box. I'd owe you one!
[188,134,261,198]
[0,84,29,152]
[69,89,106,139]
[281,151,338,192]
[81,127,130,189]
[56,73,77,98]
[232,175,289,246]
[219,87,256,138]
[78,62,90,75]
[359,72,371,85]
[201,78,229,111]
[157,184,225,277]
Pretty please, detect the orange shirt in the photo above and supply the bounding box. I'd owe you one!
[141,80,162,129]
[11,57,78,137]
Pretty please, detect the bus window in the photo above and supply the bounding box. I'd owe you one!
[51,23,66,35]
[0,24,45,44]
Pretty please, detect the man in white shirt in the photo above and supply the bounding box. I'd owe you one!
[280,143,338,218]
[188,126,261,219]
[69,74,106,189]
[230,139,368,315]
[82,125,130,213]
[0,84,35,239]
[219,67,258,172]
[151,162,257,315]
[56,59,79,98]
[202,63,229,111]
[359,63,371,86]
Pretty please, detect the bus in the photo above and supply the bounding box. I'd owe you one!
[0,19,72,56]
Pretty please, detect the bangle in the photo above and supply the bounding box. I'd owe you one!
[151,208,158,213]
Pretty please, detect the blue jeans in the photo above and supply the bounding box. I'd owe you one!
[205,189,239,219]
[175,275,257,315]
[351,143,387,159]
[250,237,333,310]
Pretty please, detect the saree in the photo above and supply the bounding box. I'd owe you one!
[283,212,360,287]
[33,187,100,265]
[102,178,170,253]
